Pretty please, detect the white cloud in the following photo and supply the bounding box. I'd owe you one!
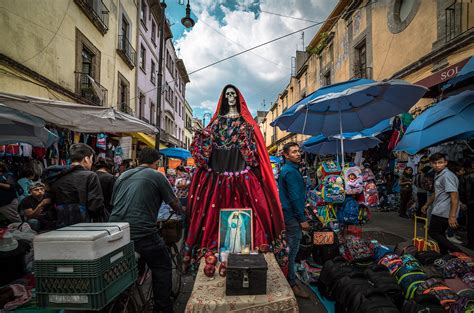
[176,0,335,119]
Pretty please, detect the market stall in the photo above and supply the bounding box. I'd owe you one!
[185,253,298,313]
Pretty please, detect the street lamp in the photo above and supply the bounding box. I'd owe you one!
[155,0,194,151]
[181,0,195,28]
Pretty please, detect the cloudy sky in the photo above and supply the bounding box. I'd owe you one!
[166,0,335,122]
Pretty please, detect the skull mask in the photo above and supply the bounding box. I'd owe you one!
[225,87,237,107]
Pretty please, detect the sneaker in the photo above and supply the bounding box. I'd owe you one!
[292,285,310,299]
[447,235,463,244]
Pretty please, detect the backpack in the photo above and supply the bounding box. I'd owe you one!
[415,250,442,265]
[337,197,359,225]
[344,166,363,195]
[394,242,418,257]
[358,290,401,313]
[364,181,380,207]
[322,175,345,203]
[365,265,404,309]
[312,227,340,265]
[374,245,392,262]
[416,278,460,311]
[451,297,474,313]
[436,257,471,279]
[307,188,324,207]
[362,168,376,182]
[397,271,428,300]
[421,171,435,192]
[333,273,372,313]
[318,257,361,300]
[378,253,404,275]
[320,161,341,178]
[340,236,374,263]
[402,294,446,313]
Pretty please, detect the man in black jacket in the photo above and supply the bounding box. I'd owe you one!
[44,143,104,228]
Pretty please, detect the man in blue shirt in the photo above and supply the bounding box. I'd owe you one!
[278,142,310,298]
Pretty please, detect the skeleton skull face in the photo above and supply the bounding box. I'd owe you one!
[225,87,237,107]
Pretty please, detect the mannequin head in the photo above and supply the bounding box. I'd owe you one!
[219,84,241,116]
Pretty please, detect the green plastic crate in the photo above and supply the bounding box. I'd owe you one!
[34,242,137,310]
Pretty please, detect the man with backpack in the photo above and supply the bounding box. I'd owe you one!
[109,148,182,313]
[278,142,310,299]
[44,143,105,228]
[421,153,462,254]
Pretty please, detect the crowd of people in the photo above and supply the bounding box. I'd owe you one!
[0,144,192,312]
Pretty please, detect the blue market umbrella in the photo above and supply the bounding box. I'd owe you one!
[272,79,426,164]
[160,147,192,160]
[272,78,375,131]
[269,155,282,163]
[442,56,474,90]
[302,134,381,155]
[394,90,474,154]
[0,104,57,147]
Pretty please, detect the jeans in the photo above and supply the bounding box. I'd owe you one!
[134,233,173,313]
[399,189,412,216]
[285,219,302,287]
[428,214,462,255]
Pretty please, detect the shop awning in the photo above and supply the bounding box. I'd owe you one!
[129,132,167,149]
[415,57,471,88]
[0,92,158,134]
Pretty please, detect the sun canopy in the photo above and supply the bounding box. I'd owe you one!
[0,104,58,147]
[0,92,158,134]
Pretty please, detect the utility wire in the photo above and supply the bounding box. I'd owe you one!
[130,1,372,102]
[199,19,289,71]
[20,0,72,65]
[260,10,320,24]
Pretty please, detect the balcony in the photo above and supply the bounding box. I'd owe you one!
[74,0,109,35]
[352,64,373,80]
[161,132,181,146]
[119,103,135,116]
[75,72,107,106]
[117,35,136,69]
[445,0,473,42]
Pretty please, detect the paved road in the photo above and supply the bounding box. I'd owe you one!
[175,211,472,312]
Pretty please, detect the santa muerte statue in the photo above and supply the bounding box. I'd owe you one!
[184,84,287,270]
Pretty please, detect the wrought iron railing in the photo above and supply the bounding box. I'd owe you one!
[446,0,473,42]
[118,35,137,67]
[74,0,109,33]
[75,72,107,106]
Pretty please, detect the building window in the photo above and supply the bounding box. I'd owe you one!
[140,45,146,72]
[151,20,156,45]
[74,0,109,34]
[387,0,421,34]
[445,1,473,42]
[175,96,178,112]
[117,15,136,68]
[151,60,156,84]
[150,101,156,125]
[323,71,331,86]
[354,40,369,79]
[139,92,146,120]
[117,72,131,114]
[75,29,107,106]
[140,0,147,26]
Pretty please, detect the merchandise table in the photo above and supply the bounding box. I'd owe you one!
[185,253,298,313]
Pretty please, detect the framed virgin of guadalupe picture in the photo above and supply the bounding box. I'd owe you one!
[218,208,253,254]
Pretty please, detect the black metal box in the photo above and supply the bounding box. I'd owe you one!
[225,253,268,296]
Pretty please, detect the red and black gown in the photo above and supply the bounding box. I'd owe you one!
[184,85,287,270]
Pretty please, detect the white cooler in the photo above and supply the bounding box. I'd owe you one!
[33,223,130,261]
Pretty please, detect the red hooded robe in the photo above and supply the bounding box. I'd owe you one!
[185,85,287,268]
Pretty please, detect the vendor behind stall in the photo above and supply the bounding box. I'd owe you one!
[18,182,56,232]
